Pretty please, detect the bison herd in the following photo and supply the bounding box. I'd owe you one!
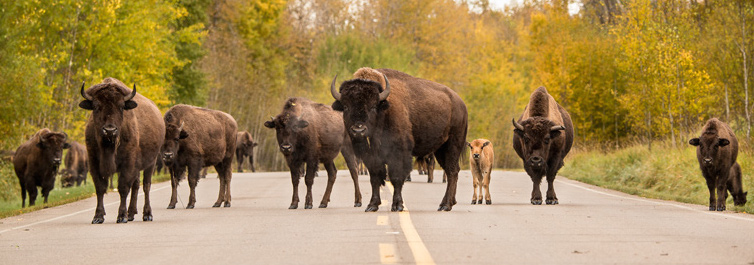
[11,68,748,224]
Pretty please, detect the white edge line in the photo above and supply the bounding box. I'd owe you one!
[0,185,171,234]
[556,179,754,222]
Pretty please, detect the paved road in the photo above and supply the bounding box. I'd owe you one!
[1,170,754,264]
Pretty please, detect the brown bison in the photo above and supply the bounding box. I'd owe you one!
[331,68,468,212]
[416,154,437,183]
[60,141,88,188]
[13,128,70,207]
[689,118,747,211]
[513,87,574,205]
[161,104,237,209]
[79,78,165,223]
[236,131,257,172]
[264,97,362,209]
[468,139,494,205]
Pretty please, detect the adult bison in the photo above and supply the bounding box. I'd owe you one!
[162,104,237,209]
[689,118,747,211]
[60,141,88,188]
[236,131,257,172]
[512,87,574,205]
[79,78,165,223]
[13,128,70,207]
[331,68,468,212]
[264,97,362,209]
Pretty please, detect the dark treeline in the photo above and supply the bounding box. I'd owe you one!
[1,0,752,170]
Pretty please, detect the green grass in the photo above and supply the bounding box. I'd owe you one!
[560,143,754,214]
[0,161,170,219]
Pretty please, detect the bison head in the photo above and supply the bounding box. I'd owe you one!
[264,113,309,156]
[238,133,257,156]
[37,131,70,168]
[330,74,390,140]
[689,134,730,167]
[513,117,565,172]
[60,168,76,188]
[161,120,188,166]
[467,140,491,162]
[78,81,138,144]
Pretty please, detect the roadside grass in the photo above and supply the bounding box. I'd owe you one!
[0,160,170,219]
[560,142,754,214]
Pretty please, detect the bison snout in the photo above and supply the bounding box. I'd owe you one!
[280,144,293,154]
[473,154,480,160]
[350,124,367,137]
[102,125,118,137]
[703,158,713,164]
[52,158,62,165]
[529,156,544,167]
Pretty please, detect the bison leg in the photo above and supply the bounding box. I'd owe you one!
[186,169,199,209]
[303,161,318,209]
[26,185,38,207]
[435,144,461,211]
[127,176,140,221]
[530,175,543,205]
[472,170,479,204]
[116,173,134,223]
[716,172,728,211]
[365,164,387,212]
[20,182,26,208]
[167,166,184,209]
[142,164,154,221]
[90,162,108,224]
[320,161,338,208]
[214,158,233,207]
[705,177,716,211]
[545,173,558,205]
[288,162,303,209]
[341,148,362,207]
[387,158,411,212]
[249,154,255,173]
[236,151,244,173]
[427,156,435,183]
[484,170,492,205]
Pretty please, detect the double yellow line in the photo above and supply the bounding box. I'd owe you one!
[384,184,436,265]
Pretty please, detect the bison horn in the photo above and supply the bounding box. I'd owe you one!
[378,73,390,101]
[124,84,137,101]
[330,75,341,100]
[178,121,184,131]
[550,125,566,132]
[80,81,93,100]
[512,118,524,131]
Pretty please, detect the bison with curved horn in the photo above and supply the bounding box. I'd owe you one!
[13,129,70,207]
[512,87,574,205]
[331,68,468,212]
[79,78,165,223]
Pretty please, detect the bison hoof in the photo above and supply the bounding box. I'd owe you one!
[167,205,176,209]
[471,200,477,205]
[546,199,558,205]
[143,215,153,222]
[391,205,404,212]
[437,205,452,211]
[212,203,221,208]
[289,204,298,209]
[186,205,195,209]
[717,206,725,211]
[127,216,135,222]
[223,202,231,207]
[486,200,492,205]
[91,217,105,224]
[354,202,362,207]
[365,206,379,212]
[531,199,543,205]
[477,199,483,204]
[709,206,715,211]
[319,204,328,208]
[442,180,446,183]
[305,205,313,209]
[116,217,128,223]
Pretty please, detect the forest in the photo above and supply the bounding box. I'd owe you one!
[0,0,752,170]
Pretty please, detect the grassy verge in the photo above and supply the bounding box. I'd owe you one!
[560,143,754,214]
[0,161,170,219]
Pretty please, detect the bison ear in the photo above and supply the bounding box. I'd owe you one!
[378,100,389,111]
[63,143,71,149]
[124,100,138,110]
[689,138,700,146]
[252,142,258,147]
[332,101,343,112]
[482,141,491,149]
[550,130,562,139]
[79,100,94,110]
[264,121,275,129]
[297,120,309,129]
[718,138,730,147]
[179,130,189,139]
[36,142,45,149]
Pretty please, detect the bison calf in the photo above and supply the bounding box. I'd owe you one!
[513,87,574,205]
[468,139,494,205]
[162,104,237,209]
[236,131,258,172]
[13,128,70,207]
[60,141,88,188]
[265,97,362,209]
[689,118,747,211]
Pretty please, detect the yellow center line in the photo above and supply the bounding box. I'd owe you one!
[386,183,436,265]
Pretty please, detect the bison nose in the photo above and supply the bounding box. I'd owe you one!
[280,144,292,152]
[52,158,61,165]
[704,158,713,164]
[163,152,173,158]
[473,154,480,160]
[350,124,366,133]
[102,125,118,136]
[531,156,542,163]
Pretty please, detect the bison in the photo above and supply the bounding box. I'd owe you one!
[416,154,437,183]
[13,128,70,207]
[689,118,747,211]
[60,141,88,188]
[264,97,362,209]
[161,104,237,209]
[468,139,494,205]
[331,68,468,212]
[236,131,258,172]
[79,78,165,223]
[513,87,574,205]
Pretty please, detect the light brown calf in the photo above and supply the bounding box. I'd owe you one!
[468,139,494,205]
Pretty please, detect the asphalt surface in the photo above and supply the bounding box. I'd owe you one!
[1,170,754,264]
